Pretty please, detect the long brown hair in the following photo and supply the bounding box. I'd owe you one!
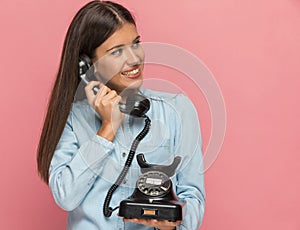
[37,0,136,183]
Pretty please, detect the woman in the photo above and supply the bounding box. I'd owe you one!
[37,1,205,229]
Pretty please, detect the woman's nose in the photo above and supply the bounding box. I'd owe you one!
[124,47,141,66]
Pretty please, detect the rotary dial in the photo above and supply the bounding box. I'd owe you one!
[137,171,171,197]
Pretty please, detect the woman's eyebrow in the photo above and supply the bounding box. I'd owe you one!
[106,35,141,52]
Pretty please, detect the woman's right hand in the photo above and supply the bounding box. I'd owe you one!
[85,81,122,142]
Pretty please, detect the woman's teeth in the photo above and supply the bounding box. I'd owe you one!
[121,68,139,77]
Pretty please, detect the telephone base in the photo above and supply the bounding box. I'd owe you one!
[118,199,182,222]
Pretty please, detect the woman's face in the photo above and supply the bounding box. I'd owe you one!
[93,23,144,94]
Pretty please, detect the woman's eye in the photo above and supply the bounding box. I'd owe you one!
[111,48,122,56]
[132,40,141,49]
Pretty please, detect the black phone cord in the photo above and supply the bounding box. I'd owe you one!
[103,116,151,217]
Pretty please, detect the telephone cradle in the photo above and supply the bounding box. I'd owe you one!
[118,154,184,222]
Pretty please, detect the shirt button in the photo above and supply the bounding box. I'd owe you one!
[123,179,127,184]
[122,152,126,157]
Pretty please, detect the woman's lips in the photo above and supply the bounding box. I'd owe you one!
[121,66,141,79]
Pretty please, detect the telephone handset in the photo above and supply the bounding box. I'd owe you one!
[78,54,150,117]
[78,54,151,217]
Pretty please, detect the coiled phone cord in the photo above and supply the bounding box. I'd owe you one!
[103,116,151,217]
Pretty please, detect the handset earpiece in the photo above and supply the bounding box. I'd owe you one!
[78,54,98,93]
[79,54,92,76]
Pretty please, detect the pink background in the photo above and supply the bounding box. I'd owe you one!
[1,0,299,229]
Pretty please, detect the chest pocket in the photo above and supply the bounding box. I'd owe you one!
[135,118,175,165]
[137,139,175,167]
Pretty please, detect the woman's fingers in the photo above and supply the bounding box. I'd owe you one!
[94,87,119,108]
[123,218,181,229]
[102,89,118,100]
[84,81,101,105]
[85,82,115,108]
[97,83,110,97]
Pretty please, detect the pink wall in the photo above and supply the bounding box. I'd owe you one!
[0,0,299,229]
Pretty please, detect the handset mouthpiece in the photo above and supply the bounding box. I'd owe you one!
[118,93,150,117]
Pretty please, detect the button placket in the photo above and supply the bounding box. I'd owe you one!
[120,115,131,163]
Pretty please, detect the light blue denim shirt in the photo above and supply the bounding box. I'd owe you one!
[49,89,205,230]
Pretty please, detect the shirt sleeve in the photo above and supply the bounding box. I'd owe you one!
[173,94,206,230]
[48,110,115,211]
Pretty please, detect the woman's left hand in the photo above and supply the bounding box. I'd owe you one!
[123,218,180,230]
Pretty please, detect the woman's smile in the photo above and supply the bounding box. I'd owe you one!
[120,65,142,79]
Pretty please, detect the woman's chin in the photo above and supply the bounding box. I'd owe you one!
[117,79,143,96]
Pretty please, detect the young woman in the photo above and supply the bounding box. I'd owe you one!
[37,1,205,229]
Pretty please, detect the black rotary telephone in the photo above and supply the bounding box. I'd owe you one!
[118,154,183,222]
[79,54,182,221]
